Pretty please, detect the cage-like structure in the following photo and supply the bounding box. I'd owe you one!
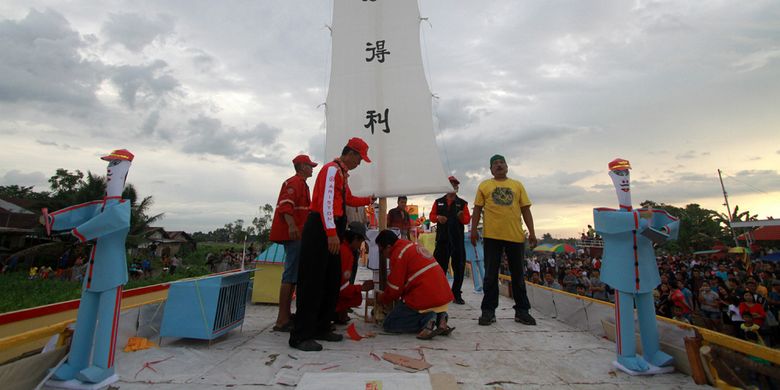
[160,270,252,340]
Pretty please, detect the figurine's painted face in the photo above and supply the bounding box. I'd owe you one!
[106,160,131,197]
[608,168,632,210]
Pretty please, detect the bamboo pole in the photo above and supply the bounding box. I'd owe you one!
[378,197,388,288]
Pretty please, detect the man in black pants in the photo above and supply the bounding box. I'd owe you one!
[429,176,471,305]
[289,138,374,351]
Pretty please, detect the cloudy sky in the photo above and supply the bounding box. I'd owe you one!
[1,0,779,238]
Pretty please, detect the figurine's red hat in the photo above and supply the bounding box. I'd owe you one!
[101,149,135,162]
[608,158,630,171]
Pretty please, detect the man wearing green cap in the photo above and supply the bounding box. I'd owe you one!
[470,154,538,326]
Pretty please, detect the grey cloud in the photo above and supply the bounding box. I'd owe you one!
[439,123,592,174]
[0,9,102,106]
[36,139,80,150]
[675,150,697,160]
[1,169,47,187]
[435,98,487,131]
[141,110,160,135]
[102,12,174,52]
[181,115,285,165]
[110,60,180,109]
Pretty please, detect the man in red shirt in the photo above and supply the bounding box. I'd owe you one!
[269,154,317,332]
[387,196,412,239]
[289,138,374,352]
[375,230,455,340]
[430,176,471,304]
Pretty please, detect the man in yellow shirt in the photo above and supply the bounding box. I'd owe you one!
[470,154,538,326]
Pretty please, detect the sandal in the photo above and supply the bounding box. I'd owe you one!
[435,313,455,336]
[416,319,437,340]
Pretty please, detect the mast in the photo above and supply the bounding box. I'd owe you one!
[718,169,739,247]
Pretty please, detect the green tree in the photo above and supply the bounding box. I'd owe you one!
[48,169,84,199]
[252,204,274,244]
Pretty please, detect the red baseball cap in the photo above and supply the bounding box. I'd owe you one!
[346,137,371,163]
[292,154,318,167]
[101,149,134,162]
[448,176,460,185]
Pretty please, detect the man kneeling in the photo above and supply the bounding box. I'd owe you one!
[375,230,454,339]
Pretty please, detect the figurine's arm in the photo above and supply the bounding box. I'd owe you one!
[44,201,104,233]
[70,201,131,243]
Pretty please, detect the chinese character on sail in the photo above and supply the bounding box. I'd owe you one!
[365,108,390,134]
[366,40,390,63]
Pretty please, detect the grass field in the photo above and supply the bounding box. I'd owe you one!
[0,242,246,314]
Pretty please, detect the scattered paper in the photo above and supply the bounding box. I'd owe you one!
[381,352,432,371]
[124,336,156,352]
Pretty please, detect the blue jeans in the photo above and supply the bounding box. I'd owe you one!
[281,240,301,284]
[383,302,436,333]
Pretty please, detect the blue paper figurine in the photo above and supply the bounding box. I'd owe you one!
[43,149,134,386]
[593,158,680,375]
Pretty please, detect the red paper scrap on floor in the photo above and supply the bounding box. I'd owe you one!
[347,323,376,341]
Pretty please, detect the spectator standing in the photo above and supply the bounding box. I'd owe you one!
[269,154,317,332]
[589,269,608,301]
[387,196,412,239]
[431,176,471,305]
[289,138,374,352]
[470,155,537,326]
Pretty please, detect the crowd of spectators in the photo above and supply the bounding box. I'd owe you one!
[524,250,780,349]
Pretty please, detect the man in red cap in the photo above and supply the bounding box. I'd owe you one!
[289,137,375,351]
[429,176,470,304]
[270,154,317,332]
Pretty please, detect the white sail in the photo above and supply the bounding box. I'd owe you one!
[325,0,452,197]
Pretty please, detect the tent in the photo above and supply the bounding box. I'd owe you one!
[760,253,780,263]
[255,243,286,263]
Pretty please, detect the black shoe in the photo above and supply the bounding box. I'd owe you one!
[453,296,465,305]
[289,339,323,351]
[515,312,537,326]
[478,313,496,326]
[314,332,344,342]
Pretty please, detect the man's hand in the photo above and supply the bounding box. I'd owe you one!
[39,215,46,225]
[437,215,448,224]
[457,211,464,221]
[328,235,340,254]
[362,280,375,291]
[470,230,478,247]
[527,233,538,248]
[288,225,301,240]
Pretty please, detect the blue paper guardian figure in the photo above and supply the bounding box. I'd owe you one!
[593,158,679,375]
[43,149,134,386]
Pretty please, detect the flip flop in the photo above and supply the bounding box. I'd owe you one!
[272,322,293,332]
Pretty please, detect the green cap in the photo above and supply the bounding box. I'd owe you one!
[490,154,505,166]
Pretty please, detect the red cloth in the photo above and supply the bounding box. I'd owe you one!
[269,175,311,243]
[380,239,453,310]
[337,241,362,313]
[309,159,372,237]
[429,198,470,225]
[738,302,766,326]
